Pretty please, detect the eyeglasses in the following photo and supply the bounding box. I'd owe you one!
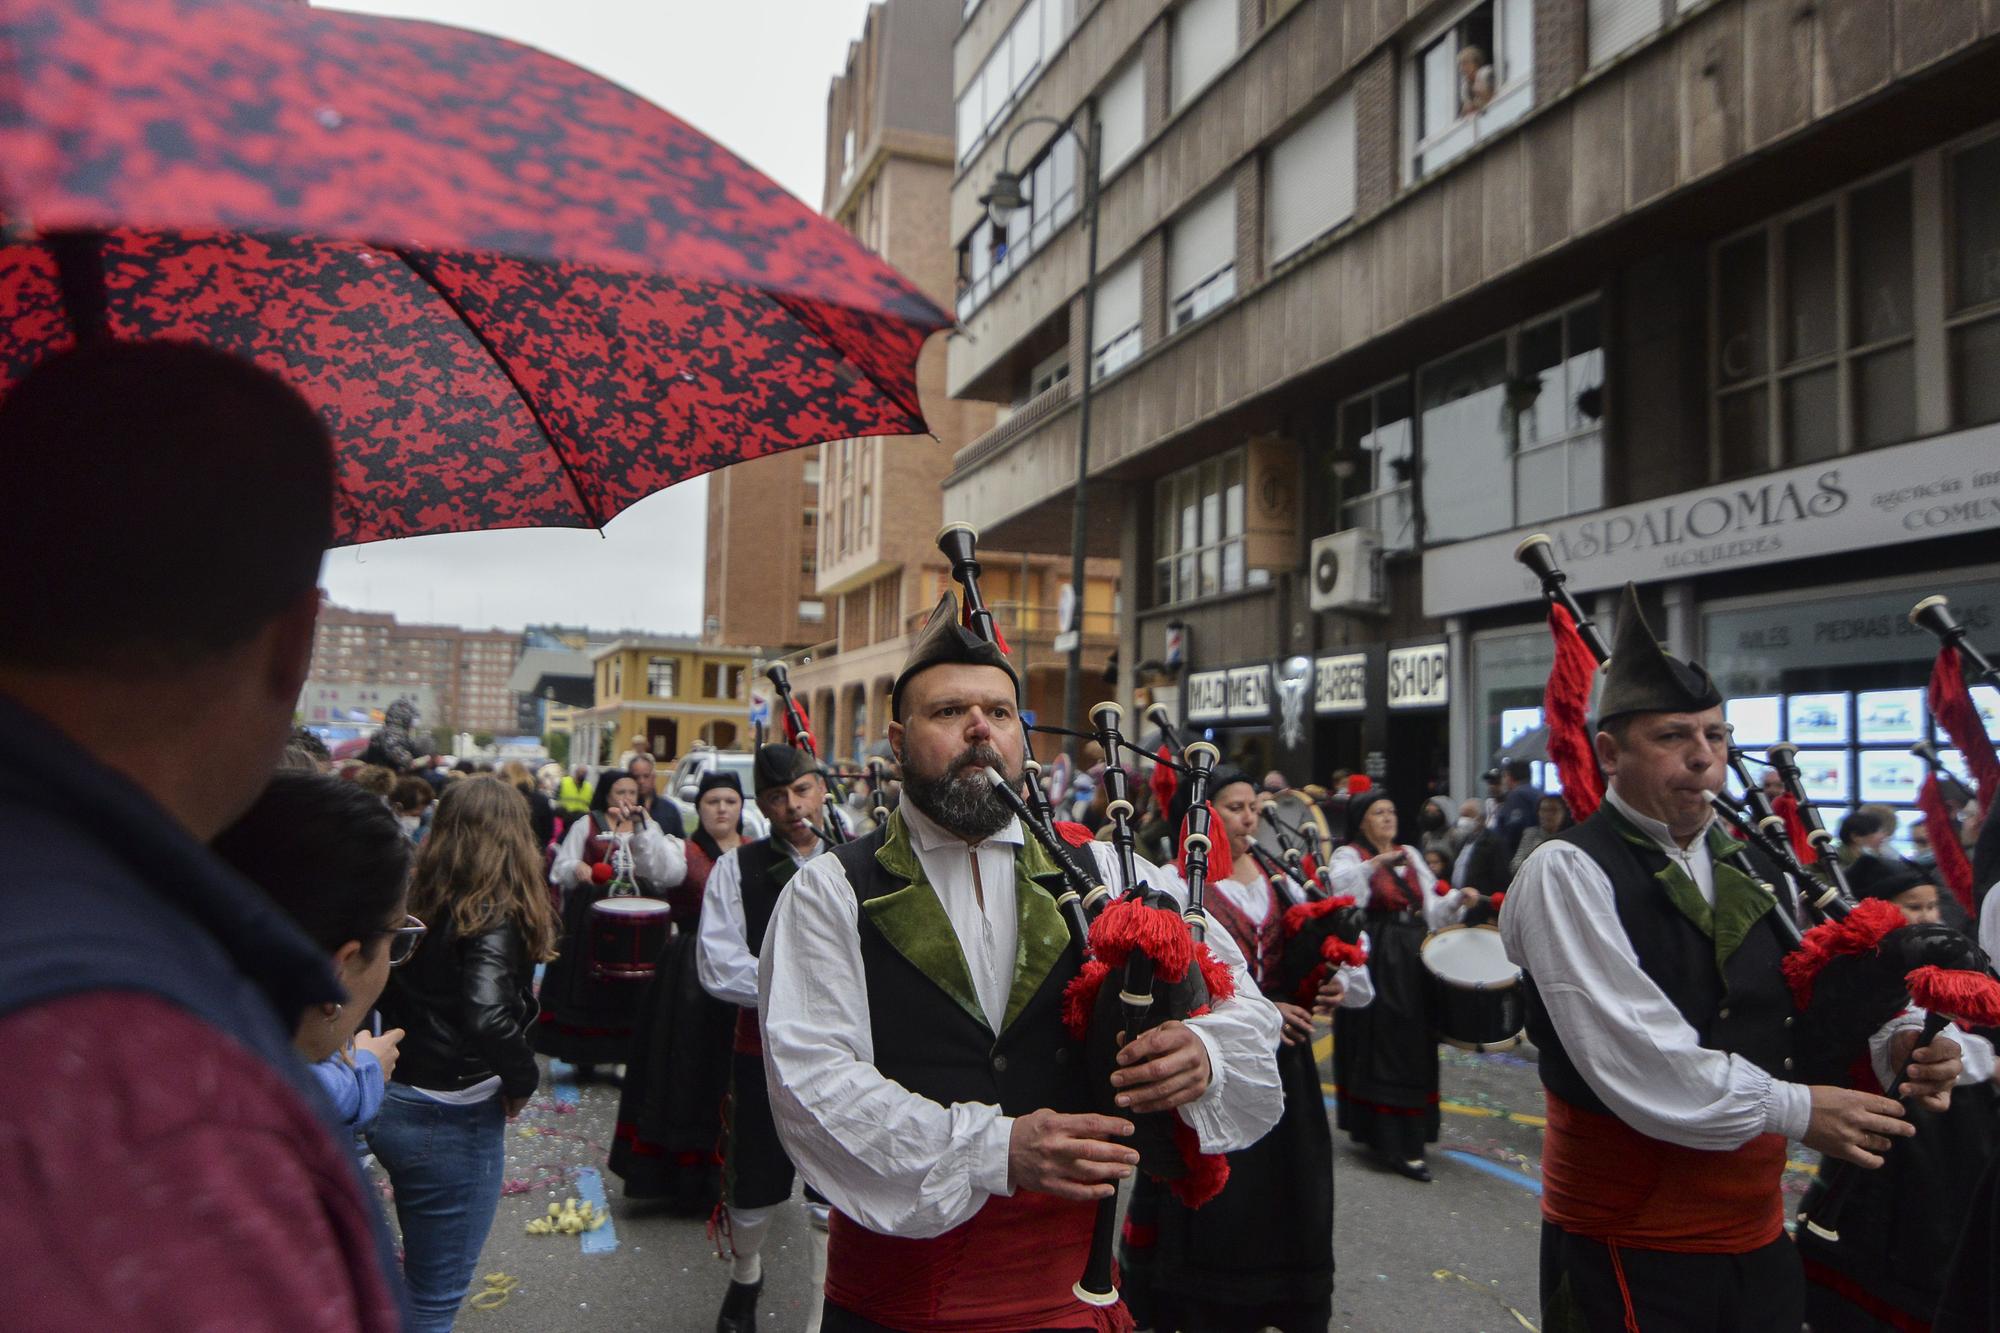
[380,914,427,967]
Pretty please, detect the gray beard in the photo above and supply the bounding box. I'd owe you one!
[901,743,1018,841]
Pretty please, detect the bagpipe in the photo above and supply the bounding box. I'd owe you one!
[1246,795,1369,1009]
[760,660,849,846]
[938,522,1236,1310]
[1515,537,2000,1240]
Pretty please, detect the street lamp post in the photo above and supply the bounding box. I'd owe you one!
[982,111,1101,757]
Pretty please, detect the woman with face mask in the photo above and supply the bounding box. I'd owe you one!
[610,771,746,1213]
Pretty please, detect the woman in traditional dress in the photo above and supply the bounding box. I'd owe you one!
[610,772,747,1209]
[1329,788,1475,1180]
[1125,767,1373,1332]
[533,768,684,1079]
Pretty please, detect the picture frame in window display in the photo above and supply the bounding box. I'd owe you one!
[1796,749,1851,804]
[1974,686,2000,739]
[1857,751,1926,805]
[1786,693,1850,746]
[1500,706,1542,750]
[1724,696,1783,747]
[1855,688,1924,744]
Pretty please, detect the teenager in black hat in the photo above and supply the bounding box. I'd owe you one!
[1503,585,1962,1332]
[694,743,835,1332]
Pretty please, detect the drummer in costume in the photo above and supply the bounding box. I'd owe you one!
[757,594,1284,1332]
[535,769,686,1079]
[1503,586,1963,1331]
[1328,788,1476,1181]
[610,772,747,1212]
[698,745,836,1333]
[1127,766,1373,1333]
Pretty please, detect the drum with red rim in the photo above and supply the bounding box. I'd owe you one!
[587,896,671,982]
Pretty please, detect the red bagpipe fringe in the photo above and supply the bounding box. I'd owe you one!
[1058,896,1236,1208]
[1920,773,1977,914]
[1053,820,1097,848]
[1770,793,1817,867]
[1281,895,1369,1008]
[1781,898,1909,1009]
[1545,603,1605,820]
[1150,744,1178,817]
[1932,647,2000,800]
[1280,893,1358,938]
[1906,964,2000,1027]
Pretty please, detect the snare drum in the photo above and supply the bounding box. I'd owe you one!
[587,896,672,982]
[1419,924,1525,1053]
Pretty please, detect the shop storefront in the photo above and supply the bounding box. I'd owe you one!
[1185,661,1276,776]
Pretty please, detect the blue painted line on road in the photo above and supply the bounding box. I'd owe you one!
[1442,1149,1542,1196]
[573,1167,619,1254]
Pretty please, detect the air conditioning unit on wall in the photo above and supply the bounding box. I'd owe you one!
[1307,529,1384,613]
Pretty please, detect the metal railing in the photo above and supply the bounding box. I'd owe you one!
[951,377,1073,473]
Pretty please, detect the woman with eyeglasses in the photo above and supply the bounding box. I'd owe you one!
[369,776,561,1333]
[211,773,424,1138]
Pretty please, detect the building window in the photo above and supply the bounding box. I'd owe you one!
[800,600,827,624]
[1711,168,1916,479]
[1338,380,1417,551]
[611,659,623,696]
[802,457,821,487]
[1170,0,1236,112]
[1267,90,1357,265]
[954,0,1077,168]
[1587,0,1675,68]
[1153,451,1246,606]
[955,128,1080,320]
[1092,258,1143,381]
[1949,134,2000,427]
[1407,0,1533,181]
[1023,347,1071,404]
[645,656,676,697]
[1169,187,1238,331]
[702,663,746,699]
[1097,57,1145,178]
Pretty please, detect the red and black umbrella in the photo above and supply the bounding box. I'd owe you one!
[0,0,948,543]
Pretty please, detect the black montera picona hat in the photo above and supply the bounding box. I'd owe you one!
[1597,583,1723,725]
[891,592,1020,719]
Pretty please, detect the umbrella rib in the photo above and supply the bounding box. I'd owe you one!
[391,248,604,531]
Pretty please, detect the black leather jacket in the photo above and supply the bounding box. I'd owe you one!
[378,916,540,1100]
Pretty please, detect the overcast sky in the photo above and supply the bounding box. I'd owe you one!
[316,0,880,633]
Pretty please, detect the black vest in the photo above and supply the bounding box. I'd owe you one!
[737,838,800,958]
[1524,808,1797,1118]
[830,829,1091,1117]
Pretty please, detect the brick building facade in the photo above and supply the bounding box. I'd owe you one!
[307,601,521,738]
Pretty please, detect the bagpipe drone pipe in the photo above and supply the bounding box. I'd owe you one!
[1246,805,1370,1009]
[761,660,848,846]
[940,521,1235,1308]
[1515,536,2000,1241]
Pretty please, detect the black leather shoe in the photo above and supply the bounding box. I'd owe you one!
[717,1278,762,1333]
[1393,1158,1433,1183]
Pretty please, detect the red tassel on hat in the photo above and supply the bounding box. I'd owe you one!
[1919,773,1977,914]
[1545,603,1605,821]
[1931,646,2000,801]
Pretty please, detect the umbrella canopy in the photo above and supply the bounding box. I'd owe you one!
[0,0,949,544]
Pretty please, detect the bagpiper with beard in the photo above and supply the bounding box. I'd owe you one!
[697,742,838,1333]
[1503,586,1965,1332]
[757,594,1284,1332]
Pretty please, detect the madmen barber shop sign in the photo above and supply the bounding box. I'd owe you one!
[1423,423,2000,617]
[1187,664,1273,723]
[1314,652,1367,714]
[1388,644,1449,710]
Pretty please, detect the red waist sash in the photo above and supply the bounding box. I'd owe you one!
[825,1191,1133,1332]
[1541,1090,1786,1253]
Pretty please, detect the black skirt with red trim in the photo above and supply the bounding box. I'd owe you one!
[1333,911,1441,1157]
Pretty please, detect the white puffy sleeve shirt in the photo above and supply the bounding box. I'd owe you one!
[549,814,684,892]
[756,806,1284,1239]
[1326,842,1466,931]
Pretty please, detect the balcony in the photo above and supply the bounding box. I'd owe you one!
[952,376,1072,475]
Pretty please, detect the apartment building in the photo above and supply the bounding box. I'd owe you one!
[307,601,521,738]
[941,0,2000,816]
[704,449,824,652]
[567,637,764,767]
[790,0,1118,764]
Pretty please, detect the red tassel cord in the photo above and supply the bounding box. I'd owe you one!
[959,594,1011,655]
[1545,603,1605,820]
[1052,820,1097,849]
[1166,1114,1230,1207]
[1919,774,1977,915]
[1150,745,1179,816]
[1770,793,1817,867]
[1174,803,1225,881]
[1781,898,1908,1009]
[1906,964,2000,1029]
[782,697,812,751]
[1931,647,2000,801]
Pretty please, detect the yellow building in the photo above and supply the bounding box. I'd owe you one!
[569,637,765,766]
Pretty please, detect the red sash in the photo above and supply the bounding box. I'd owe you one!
[1541,1090,1786,1253]
[825,1191,1133,1332]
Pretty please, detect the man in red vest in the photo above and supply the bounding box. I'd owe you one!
[1504,585,1964,1330]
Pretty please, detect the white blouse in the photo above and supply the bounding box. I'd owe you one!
[1326,842,1467,932]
